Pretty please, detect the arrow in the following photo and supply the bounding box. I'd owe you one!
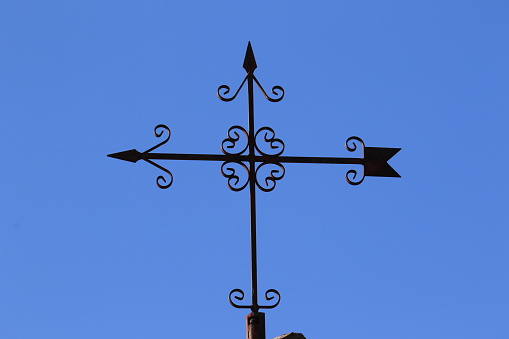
[107,147,400,178]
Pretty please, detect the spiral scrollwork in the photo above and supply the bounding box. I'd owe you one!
[228,289,251,309]
[144,124,171,153]
[345,136,365,185]
[345,169,365,186]
[255,127,285,156]
[222,125,249,155]
[345,136,365,154]
[228,288,281,310]
[141,124,173,189]
[253,76,284,102]
[255,162,285,192]
[259,289,281,309]
[144,159,173,189]
[221,161,249,191]
[217,76,248,102]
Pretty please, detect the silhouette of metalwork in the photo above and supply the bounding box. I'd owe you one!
[108,42,401,336]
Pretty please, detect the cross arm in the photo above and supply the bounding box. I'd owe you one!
[107,124,400,189]
[107,145,400,185]
[108,147,399,169]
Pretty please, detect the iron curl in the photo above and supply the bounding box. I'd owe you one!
[259,289,281,309]
[346,169,365,185]
[139,124,174,188]
[255,127,285,156]
[221,161,249,192]
[222,125,249,155]
[345,136,365,155]
[217,76,248,102]
[345,136,365,185]
[144,124,171,153]
[255,162,285,192]
[143,159,174,189]
[253,76,284,102]
[228,289,251,309]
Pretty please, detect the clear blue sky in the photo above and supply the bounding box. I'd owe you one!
[1,1,508,338]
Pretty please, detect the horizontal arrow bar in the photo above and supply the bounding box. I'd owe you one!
[149,153,365,165]
[108,149,362,165]
[107,147,400,178]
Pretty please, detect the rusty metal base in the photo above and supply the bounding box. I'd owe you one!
[246,312,266,339]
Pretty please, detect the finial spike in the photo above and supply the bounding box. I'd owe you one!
[243,41,257,73]
[107,149,141,163]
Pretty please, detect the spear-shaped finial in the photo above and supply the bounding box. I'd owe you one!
[107,149,141,163]
[243,41,257,73]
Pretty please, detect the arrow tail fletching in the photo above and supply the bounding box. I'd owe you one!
[363,147,401,178]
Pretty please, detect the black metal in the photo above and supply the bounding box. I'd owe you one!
[108,42,401,319]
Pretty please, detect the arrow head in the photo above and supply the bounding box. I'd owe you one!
[363,147,401,178]
[243,41,257,73]
[107,149,141,163]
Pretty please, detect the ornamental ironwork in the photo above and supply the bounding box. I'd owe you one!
[108,42,401,339]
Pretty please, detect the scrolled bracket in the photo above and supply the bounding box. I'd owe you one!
[228,289,252,309]
[144,124,171,153]
[253,76,284,102]
[222,125,249,155]
[143,159,173,189]
[217,76,248,102]
[255,162,285,192]
[345,136,365,185]
[258,289,281,309]
[255,127,285,156]
[228,288,281,311]
[142,124,174,189]
[221,161,249,192]
[346,169,365,186]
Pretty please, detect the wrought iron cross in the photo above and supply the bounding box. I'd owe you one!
[108,42,400,338]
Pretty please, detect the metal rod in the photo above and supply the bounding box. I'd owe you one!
[112,151,365,165]
[247,57,259,315]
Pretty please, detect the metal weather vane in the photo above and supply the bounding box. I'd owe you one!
[108,42,400,339]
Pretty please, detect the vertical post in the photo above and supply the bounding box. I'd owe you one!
[244,42,263,339]
[247,60,259,315]
[246,312,266,339]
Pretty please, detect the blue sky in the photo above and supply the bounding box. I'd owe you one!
[1,1,508,338]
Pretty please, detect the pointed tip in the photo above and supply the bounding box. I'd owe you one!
[243,41,257,73]
[107,149,141,163]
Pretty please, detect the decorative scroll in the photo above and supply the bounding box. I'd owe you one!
[345,136,365,185]
[255,127,285,156]
[221,161,249,192]
[217,76,248,102]
[144,124,171,153]
[228,288,281,310]
[222,125,249,155]
[255,162,285,192]
[144,159,173,189]
[228,289,251,309]
[253,76,284,102]
[142,125,174,189]
[217,74,284,103]
[258,289,281,309]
